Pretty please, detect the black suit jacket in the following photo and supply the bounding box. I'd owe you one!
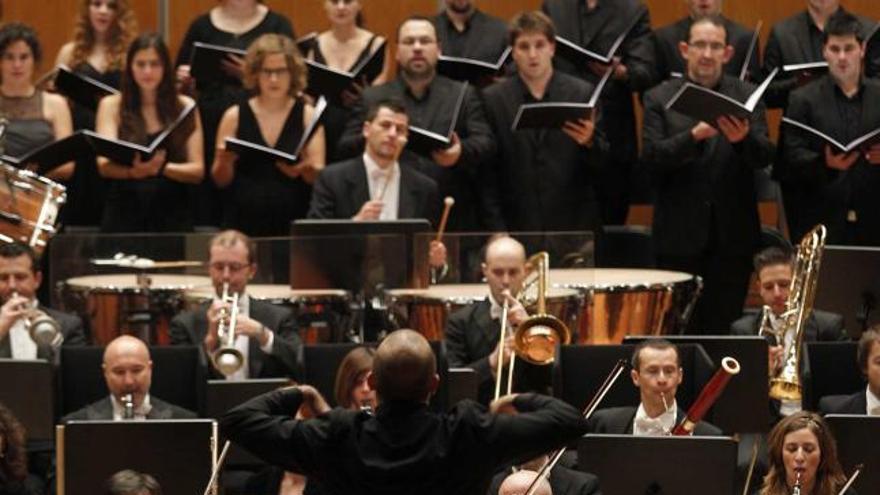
[169,299,303,379]
[587,405,723,436]
[222,389,590,495]
[818,391,869,415]
[642,75,772,256]
[489,464,601,495]
[62,396,196,422]
[0,306,86,362]
[650,16,760,86]
[730,309,847,342]
[307,156,440,226]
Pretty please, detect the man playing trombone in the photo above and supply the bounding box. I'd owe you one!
[169,230,302,380]
[0,242,85,362]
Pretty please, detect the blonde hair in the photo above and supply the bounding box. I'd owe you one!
[70,0,138,72]
[242,33,306,97]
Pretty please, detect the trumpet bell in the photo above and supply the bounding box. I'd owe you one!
[29,314,61,346]
[213,348,244,376]
[513,314,571,365]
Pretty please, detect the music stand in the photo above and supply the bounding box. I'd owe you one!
[577,434,738,495]
[623,335,770,433]
[448,368,478,406]
[825,415,880,494]
[803,342,862,412]
[0,359,54,441]
[815,245,880,335]
[57,419,215,495]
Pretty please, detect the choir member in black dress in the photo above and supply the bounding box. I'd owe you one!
[95,33,204,233]
[642,16,771,334]
[481,11,607,236]
[782,12,880,246]
[175,0,294,226]
[433,0,509,65]
[542,0,654,225]
[0,23,74,182]
[54,0,137,226]
[301,0,389,163]
[212,33,325,236]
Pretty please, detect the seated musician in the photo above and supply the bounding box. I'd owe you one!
[445,235,551,405]
[588,339,721,435]
[756,411,856,495]
[819,327,880,415]
[489,454,600,495]
[497,470,552,495]
[0,243,85,363]
[63,335,196,421]
[222,329,591,494]
[104,469,163,495]
[731,246,847,416]
[169,230,302,380]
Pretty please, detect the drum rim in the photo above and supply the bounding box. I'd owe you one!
[63,274,211,293]
[550,268,697,292]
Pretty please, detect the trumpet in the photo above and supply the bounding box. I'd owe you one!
[211,282,244,376]
[121,393,135,420]
[11,291,62,347]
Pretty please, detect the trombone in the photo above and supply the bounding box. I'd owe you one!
[211,282,244,376]
[11,291,62,347]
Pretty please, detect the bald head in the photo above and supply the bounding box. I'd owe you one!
[369,329,438,403]
[499,470,552,495]
[483,236,527,302]
[103,336,152,407]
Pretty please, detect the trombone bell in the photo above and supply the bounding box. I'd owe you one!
[514,316,570,365]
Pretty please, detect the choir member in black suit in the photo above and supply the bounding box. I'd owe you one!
[337,16,498,233]
[222,329,591,495]
[588,339,722,436]
[819,328,880,416]
[433,0,509,66]
[481,11,607,237]
[782,12,880,246]
[541,0,654,225]
[175,0,295,226]
[642,16,772,334]
[648,0,760,86]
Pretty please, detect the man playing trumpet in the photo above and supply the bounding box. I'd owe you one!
[0,242,85,362]
[169,230,302,380]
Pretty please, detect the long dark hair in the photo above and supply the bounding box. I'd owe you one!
[0,402,28,483]
[119,33,186,144]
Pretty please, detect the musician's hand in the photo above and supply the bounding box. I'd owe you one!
[562,117,595,147]
[691,121,719,142]
[428,240,447,270]
[865,144,880,165]
[341,77,367,108]
[221,54,245,80]
[234,315,271,347]
[176,64,194,93]
[131,150,166,179]
[716,115,750,143]
[353,200,384,221]
[489,394,520,415]
[825,145,859,171]
[298,384,331,416]
[504,292,529,327]
[0,295,29,341]
[768,345,784,373]
[488,331,515,373]
[214,147,237,169]
[431,133,462,167]
[203,299,229,352]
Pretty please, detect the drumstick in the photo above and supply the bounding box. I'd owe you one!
[435,197,455,242]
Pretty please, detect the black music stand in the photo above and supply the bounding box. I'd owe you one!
[577,434,738,495]
[58,419,215,495]
[825,415,879,494]
[0,359,54,441]
[815,245,880,335]
[803,342,862,412]
[623,335,770,433]
[552,344,714,412]
[448,368,478,406]
[59,346,203,416]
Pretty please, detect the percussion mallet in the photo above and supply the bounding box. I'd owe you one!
[435,197,455,242]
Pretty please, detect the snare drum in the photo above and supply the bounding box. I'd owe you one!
[0,163,65,255]
[184,285,352,344]
[59,274,210,345]
[385,284,582,341]
[550,268,701,344]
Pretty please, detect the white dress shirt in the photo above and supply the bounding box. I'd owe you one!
[110,393,153,421]
[9,299,40,359]
[632,400,677,436]
[363,152,400,220]
[867,386,880,416]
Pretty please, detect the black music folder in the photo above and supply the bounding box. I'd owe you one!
[83,102,196,165]
[225,96,328,163]
[782,118,880,154]
[406,82,469,155]
[0,359,54,441]
[295,31,318,53]
[1,131,90,174]
[511,67,612,130]
[437,46,511,85]
[666,67,777,124]
[189,41,247,82]
[305,40,386,103]
[780,61,829,87]
[554,14,642,66]
[54,64,119,111]
[825,415,879,494]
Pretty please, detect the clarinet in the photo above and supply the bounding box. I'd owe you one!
[792,470,802,495]
[122,393,135,420]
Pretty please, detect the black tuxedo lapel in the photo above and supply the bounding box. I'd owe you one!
[89,398,114,420]
[473,299,500,356]
[345,157,372,212]
[247,302,269,378]
[578,2,616,50]
[794,12,815,62]
[397,166,419,219]
[0,335,10,357]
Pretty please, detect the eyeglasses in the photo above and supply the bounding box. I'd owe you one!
[689,41,726,52]
[259,67,290,78]
[209,262,250,273]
